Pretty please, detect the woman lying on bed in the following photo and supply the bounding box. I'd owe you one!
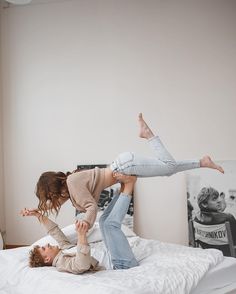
[20,174,138,273]
[22,114,224,233]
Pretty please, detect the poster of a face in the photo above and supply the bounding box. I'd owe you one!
[186,160,236,257]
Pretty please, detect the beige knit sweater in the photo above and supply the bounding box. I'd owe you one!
[66,167,105,228]
[44,218,100,274]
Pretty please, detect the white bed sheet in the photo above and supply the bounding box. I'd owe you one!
[192,256,236,294]
[0,236,229,294]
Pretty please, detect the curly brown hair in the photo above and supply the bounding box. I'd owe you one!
[36,171,70,216]
[29,246,47,267]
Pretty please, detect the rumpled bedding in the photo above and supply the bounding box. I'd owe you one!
[0,236,223,294]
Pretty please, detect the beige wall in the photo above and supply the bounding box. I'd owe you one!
[0,105,4,236]
[0,3,5,236]
[1,0,236,245]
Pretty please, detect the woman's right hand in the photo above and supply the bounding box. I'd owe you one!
[20,208,40,217]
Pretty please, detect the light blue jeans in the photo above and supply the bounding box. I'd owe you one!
[99,193,138,269]
[110,136,200,177]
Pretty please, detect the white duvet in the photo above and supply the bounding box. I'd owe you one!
[0,232,223,294]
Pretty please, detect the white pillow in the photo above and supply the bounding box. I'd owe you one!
[96,210,134,231]
[31,222,136,246]
[87,222,136,243]
[122,214,134,230]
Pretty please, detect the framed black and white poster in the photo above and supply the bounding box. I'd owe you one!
[186,160,236,257]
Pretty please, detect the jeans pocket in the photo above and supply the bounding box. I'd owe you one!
[117,152,134,167]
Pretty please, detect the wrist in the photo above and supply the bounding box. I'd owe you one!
[78,235,88,245]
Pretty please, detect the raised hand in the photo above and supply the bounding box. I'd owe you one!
[20,208,40,217]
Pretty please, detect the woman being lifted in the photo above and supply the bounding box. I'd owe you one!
[29,113,224,231]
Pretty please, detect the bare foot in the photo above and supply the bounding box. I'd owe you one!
[200,155,224,174]
[112,172,137,184]
[138,113,154,139]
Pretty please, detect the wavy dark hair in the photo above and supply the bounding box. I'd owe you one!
[36,171,71,216]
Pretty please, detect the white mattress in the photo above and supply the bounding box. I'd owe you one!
[0,222,236,294]
[192,256,236,294]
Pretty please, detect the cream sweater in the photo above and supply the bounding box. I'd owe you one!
[44,218,100,274]
[66,167,105,228]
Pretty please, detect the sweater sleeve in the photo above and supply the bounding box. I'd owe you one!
[67,176,98,228]
[74,188,98,228]
[44,218,73,249]
[55,245,99,274]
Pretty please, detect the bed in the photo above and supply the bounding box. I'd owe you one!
[0,221,236,294]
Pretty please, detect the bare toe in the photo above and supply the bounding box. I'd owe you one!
[200,156,224,174]
[138,113,154,139]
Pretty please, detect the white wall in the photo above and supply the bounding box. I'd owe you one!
[0,106,4,238]
[1,0,236,245]
[0,115,4,234]
[0,3,6,237]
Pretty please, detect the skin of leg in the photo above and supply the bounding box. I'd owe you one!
[104,167,117,189]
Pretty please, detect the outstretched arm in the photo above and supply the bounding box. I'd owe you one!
[20,208,49,225]
[21,196,69,218]
[75,221,89,246]
[20,208,72,249]
[61,220,99,274]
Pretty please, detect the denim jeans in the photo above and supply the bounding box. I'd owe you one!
[110,136,200,177]
[99,193,139,269]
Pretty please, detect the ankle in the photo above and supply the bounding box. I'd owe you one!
[146,131,154,140]
[123,182,135,195]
